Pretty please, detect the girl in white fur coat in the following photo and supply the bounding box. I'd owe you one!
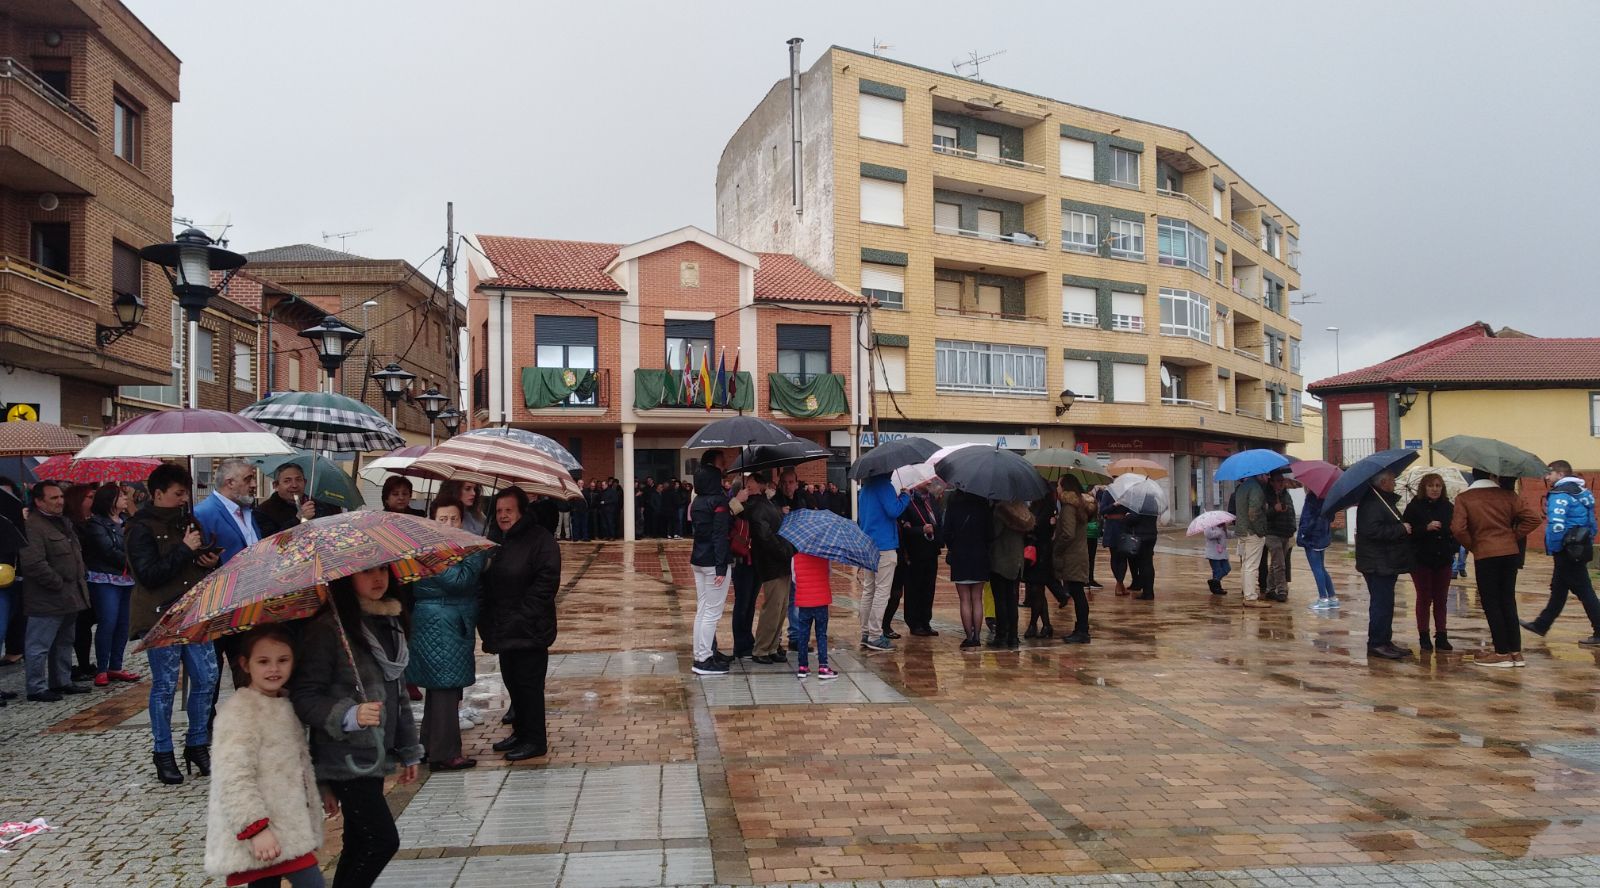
[205,627,326,887]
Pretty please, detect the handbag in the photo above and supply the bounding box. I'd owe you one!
[1022,544,1038,566]
[1563,526,1594,564]
[729,517,751,560]
[1115,533,1142,557]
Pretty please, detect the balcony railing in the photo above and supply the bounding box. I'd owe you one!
[1157,187,1207,213]
[1161,397,1212,408]
[0,255,95,300]
[1334,437,1376,467]
[1232,347,1262,362]
[1230,220,1252,242]
[1235,406,1264,419]
[932,142,1045,172]
[0,58,97,132]
[934,225,1045,247]
[935,305,1038,323]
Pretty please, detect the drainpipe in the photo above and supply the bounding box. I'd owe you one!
[787,37,804,216]
[1426,389,1434,466]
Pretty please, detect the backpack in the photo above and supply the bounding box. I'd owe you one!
[729,516,751,561]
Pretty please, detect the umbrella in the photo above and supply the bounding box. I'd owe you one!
[0,421,83,458]
[1215,449,1291,481]
[1025,448,1112,485]
[1186,510,1236,536]
[933,445,1051,502]
[848,436,940,481]
[1432,434,1547,479]
[77,409,293,459]
[32,455,162,485]
[684,415,797,449]
[240,391,404,453]
[890,462,937,494]
[777,508,878,571]
[1108,457,1169,479]
[1395,465,1469,510]
[1110,473,1168,516]
[724,439,831,474]
[404,435,583,500]
[365,444,430,472]
[1287,459,1343,499]
[1319,448,1420,516]
[463,427,582,472]
[253,452,366,510]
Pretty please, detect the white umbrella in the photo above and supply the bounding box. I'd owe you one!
[77,409,292,459]
[890,462,937,494]
[1110,472,1168,516]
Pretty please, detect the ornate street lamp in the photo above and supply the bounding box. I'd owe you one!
[139,228,246,407]
[1396,385,1420,417]
[437,407,463,438]
[415,386,449,445]
[370,362,415,425]
[298,317,365,392]
[1054,389,1078,418]
[95,290,147,346]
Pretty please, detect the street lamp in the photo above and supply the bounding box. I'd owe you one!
[298,317,365,392]
[437,407,463,438]
[139,228,247,407]
[1396,385,1420,417]
[415,386,449,445]
[95,290,147,346]
[1054,389,1077,417]
[370,362,415,425]
[1325,326,1341,374]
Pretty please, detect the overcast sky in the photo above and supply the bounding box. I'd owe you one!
[131,0,1599,391]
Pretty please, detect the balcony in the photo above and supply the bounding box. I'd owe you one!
[0,58,101,194]
[633,368,753,412]
[0,58,96,133]
[1235,406,1264,420]
[520,367,610,410]
[0,254,166,385]
[932,141,1044,173]
[1333,437,1376,467]
[1157,187,1207,213]
[1230,220,1252,242]
[1161,397,1212,408]
[1232,346,1263,362]
[934,224,1045,248]
[768,372,849,419]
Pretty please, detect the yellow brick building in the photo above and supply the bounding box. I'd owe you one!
[717,45,1303,517]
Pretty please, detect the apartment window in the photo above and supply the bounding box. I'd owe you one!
[1110,292,1144,333]
[233,341,254,393]
[1291,391,1304,424]
[860,263,904,310]
[934,277,962,311]
[858,93,903,143]
[876,346,908,392]
[1108,218,1144,260]
[1269,389,1285,423]
[113,93,141,165]
[34,60,69,97]
[932,124,958,152]
[194,327,215,383]
[1059,137,1094,180]
[113,241,142,300]
[1212,185,1225,220]
[1061,211,1098,254]
[1158,289,1211,343]
[975,133,1001,162]
[1111,362,1145,403]
[666,319,712,372]
[1160,364,1187,402]
[934,201,961,234]
[1213,255,1225,283]
[777,324,831,384]
[1267,334,1285,368]
[934,339,1046,396]
[1063,359,1099,401]
[859,178,904,226]
[1157,217,1207,275]
[1215,313,1226,350]
[1290,338,1302,373]
[1061,285,1097,328]
[1592,393,1600,436]
[1287,233,1300,270]
[30,222,70,275]
[1110,147,1140,187]
[1216,374,1228,413]
[977,208,1002,240]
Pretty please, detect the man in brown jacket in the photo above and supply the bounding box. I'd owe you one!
[1451,470,1541,667]
[18,482,91,701]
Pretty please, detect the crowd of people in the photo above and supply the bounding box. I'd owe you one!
[545,475,854,543]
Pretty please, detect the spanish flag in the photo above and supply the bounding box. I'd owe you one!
[700,345,714,411]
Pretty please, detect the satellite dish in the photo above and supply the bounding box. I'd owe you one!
[37,193,59,212]
[1159,366,1172,387]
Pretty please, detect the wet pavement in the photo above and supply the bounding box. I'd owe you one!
[4,535,1600,886]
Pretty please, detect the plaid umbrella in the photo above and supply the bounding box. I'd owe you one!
[0,421,83,458]
[33,455,162,484]
[404,435,583,500]
[240,391,404,453]
[76,409,293,459]
[778,508,878,571]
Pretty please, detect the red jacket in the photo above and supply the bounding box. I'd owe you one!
[792,553,833,608]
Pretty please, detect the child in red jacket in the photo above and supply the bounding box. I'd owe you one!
[791,553,838,680]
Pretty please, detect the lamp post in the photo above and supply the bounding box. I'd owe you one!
[95,290,147,346]
[1054,389,1077,418]
[1325,326,1341,374]
[437,407,463,438]
[138,228,247,408]
[370,362,415,427]
[299,317,365,394]
[415,386,449,445]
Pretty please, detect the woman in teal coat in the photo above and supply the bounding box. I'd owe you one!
[406,497,485,771]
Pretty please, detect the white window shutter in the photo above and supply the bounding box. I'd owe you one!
[860,178,904,225]
[877,346,907,392]
[935,278,962,309]
[1059,138,1094,180]
[976,133,1001,160]
[977,209,1001,237]
[1212,187,1224,219]
[934,202,960,233]
[1112,363,1145,403]
[858,94,904,143]
[1111,292,1143,320]
[860,264,903,294]
[1062,285,1096,318]
[1063,359,1098,399]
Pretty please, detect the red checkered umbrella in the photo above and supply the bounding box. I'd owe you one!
[0,421,83,458]
[403,435,582,500]
[33,454,163,485]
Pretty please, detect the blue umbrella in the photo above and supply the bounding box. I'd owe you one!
[778,509,878,571]
[1319,448,1420,516]
[1215,448,1291,481]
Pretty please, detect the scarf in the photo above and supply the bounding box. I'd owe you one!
[356,596,409,682]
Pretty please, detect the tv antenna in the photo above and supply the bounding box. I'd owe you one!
[1290,291,1321,306]
[953,49,1005,81]
[871,37,892,56]
[322,228,372,252]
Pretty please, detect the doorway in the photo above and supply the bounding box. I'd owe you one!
[634,448,677,485]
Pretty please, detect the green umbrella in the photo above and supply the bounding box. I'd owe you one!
[252,451,366,509]
[1025,448,1112,485]
[1432,435,1547,479]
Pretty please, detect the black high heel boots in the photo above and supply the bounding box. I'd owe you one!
[153,751,183,785]
[183,744,212,777]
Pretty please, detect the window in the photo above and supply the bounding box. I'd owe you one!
[1160,364,1186,402]
[1266,333,1285,368]
[33,60,69,98]
[859,178,903,226]
[113,93,140,165]
[858,93,903,143]
[120,300,182,404]
[1063,359,1099,401]
[934,340,1046,396]
[1216,374,1228,412]
[975,133,1001,162]
[860,263,904,310]
[1269,389,1285,423]
[113,241,141,300]
[233,341,254,393]
[195,327,215,383]
[1592,393,1600,436]
[1108,218,1144,260]
[1290,338,1302,373]
[1061,285,1097,328]
[1061,210,1098,254]
[1212,185,1224,220]
[934,201,961,234]
[932,124,958,152]
[1158,289,1211,343]
[287,355,301,392]
[1287,233,1300,270]
[1059,137,1094,180]
[976,208,1002,240]
[1110,147,1140,187]
[536,315,599,406]
[665,319,712,373]
[1110,292,1144,332]
[876,346,907,392]
[934,277,962,310]
[1111,362,1145,403]
[1213,255,1224,283]
[1215,315,1226,350]
[30,222,69,275]
[1157,217,1207,274]
[777,324,830,384]
[975,284,1002,316]
[1291,391,1304,424]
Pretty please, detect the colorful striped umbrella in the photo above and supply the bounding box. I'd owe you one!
[76,409,293,459]
[0,421,83,458]
[137,511,495,650]
[33,455,163,484]
[403,435,583,500]
[240,391,404,453]
[463,427,581,471]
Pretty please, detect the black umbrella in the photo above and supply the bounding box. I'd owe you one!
[684,416,798,449]
[724,439,832,474]
[1320,448,1420,516]
[933,445,1051,502]
[849,436,940,481]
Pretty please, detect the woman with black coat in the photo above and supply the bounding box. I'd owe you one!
[1356,472,1415,660]
[1401,473,1456,651]
[480,487,561,761]
[1023,495,1065,638]
[80,484,137,684]
[943,491,991,650]
[1120,507,1160,600]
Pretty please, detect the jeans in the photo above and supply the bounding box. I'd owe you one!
[1304,546,1335,599]
[0,586,14,657]
[1412,566,1452,636]
[89,582,132,673]
[1532,555,1600,635]
[857,550,897,639]
[147,642,219,753]
[793,605,830,668]
[1209,559,1232,581]
[786,584,802,651]
[572,511,588,541]
[4,581,24,657]
[24,613,75,695]
[1239,536,1266,601]
[1362,572,1398,648]
[691,564,728,663]
[327,776,400,888]
[1103,521,1128,584]
[1452,546,1469,574]
[729,561,757,657]
[883,559,904,634]
[1475,554,1523,654]
[248,863,326,888]
[500,647,548,747]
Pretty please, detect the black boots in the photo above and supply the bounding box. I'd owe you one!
[1434,632,1453,651]
[184,745,212,777]
[960,631,980,649]
[153,751,183,785]
[1208,579,1226,596]
[1419,633,1434,651]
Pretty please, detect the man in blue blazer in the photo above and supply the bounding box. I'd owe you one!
[194,459,261,566]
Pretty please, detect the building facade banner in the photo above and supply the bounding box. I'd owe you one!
[520,367,596,409]
[632,369,754,411]
[767,373,848,418]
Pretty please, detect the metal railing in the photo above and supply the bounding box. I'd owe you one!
[1334,437,1376,467]
[1157,187,1207,212]
[932,142,1045,172]
[1161,397,1212,408]
[935,305,1039,323]
[0,58,97,132]
[1230,220,1252,242]
[1232,347,1262,362]
[0,254,95,300]
[934,225,1045,247]
[1234,406,1264,419]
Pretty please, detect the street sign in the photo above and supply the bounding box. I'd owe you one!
[3,403,40,422]
[1404,439,1423,449]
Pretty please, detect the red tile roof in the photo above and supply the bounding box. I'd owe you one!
[1309,322,1600,392]
[474,235,863,305]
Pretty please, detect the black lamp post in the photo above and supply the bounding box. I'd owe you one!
[415,386,449,445]
[95,290,147,346]
[1054,389,1077,418]
[298,317,365,393]
[437,407,463,438]
[370,362,415,425]
[138,227,247,407]
[1396,385,1420,417]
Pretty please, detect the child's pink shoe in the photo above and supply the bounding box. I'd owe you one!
[817,665,839,681]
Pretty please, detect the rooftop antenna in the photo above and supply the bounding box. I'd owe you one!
[322,228,372,252]
[953,49,1005,81]
[871,37,892,56]
[1290,291,1321,306]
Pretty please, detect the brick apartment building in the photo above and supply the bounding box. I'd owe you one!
[0,0,181,436]
[466,225,870,539]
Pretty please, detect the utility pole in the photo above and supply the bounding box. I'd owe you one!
[445,202,457,407]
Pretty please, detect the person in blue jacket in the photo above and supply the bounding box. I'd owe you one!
[406,497,486,771]
[856,474,910,652]
[1523,460,1600,646]
[1298,490,1337,609]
